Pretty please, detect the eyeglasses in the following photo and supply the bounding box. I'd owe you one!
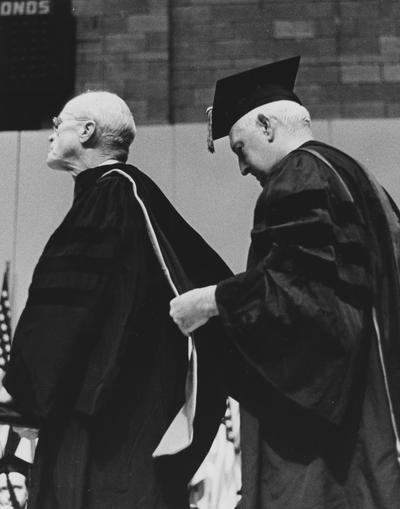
[52,116,95,131]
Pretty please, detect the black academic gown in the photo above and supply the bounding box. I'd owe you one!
[216,141,400,508]
[4,163,232,509]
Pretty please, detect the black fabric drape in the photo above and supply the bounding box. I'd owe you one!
[216,142,400,508]
[4,163,232,509]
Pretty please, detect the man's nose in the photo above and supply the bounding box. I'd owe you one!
[48,132,55,142]
[239,160,250,176]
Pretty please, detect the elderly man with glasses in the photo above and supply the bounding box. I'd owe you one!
[0,91,231,509]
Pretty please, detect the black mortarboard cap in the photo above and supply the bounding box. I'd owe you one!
[0,455,30,477]
[207,56,302,151]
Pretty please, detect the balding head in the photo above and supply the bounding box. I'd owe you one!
[62,91,136,162]
[229,100,314,186]
[246,100,312,135]
[47,91,136,175]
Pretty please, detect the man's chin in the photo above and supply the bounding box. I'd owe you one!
[46,155,63,171]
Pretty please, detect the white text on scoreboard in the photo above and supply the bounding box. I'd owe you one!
[0,1,50,16]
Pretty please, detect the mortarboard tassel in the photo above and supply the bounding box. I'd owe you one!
[206,107,215,153]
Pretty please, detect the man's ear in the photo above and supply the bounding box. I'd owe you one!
[79,120,96,143]
[257,113,274,142]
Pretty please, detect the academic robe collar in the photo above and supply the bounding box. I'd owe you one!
[263,140,320,185]
[73,162,127,199]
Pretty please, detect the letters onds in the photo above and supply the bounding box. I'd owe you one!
[0,1,50,16]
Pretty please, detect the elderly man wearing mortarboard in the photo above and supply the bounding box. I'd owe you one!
[170,56,400,508]
[0,91,233,509]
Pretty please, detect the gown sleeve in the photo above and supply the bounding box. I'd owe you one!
[4,175,144,420]
[215,151,372,425]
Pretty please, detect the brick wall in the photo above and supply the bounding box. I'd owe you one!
[72,0,400,124]
[72,0,170,124]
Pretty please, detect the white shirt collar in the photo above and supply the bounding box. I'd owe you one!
[98,159,122,166]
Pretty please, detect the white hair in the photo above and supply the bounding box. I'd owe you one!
[64,91,136,162]
[252,100,312,133]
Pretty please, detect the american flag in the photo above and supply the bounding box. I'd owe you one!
[0,263,12,369]
[0,263,35,509]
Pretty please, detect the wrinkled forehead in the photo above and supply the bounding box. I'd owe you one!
[229,110,257,147]
[60,96,88,119]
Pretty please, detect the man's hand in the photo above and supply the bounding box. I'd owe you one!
[0,382,40,439]
[170,285,219,335]
[13,426,39,440]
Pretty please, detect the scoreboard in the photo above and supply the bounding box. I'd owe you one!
[0,0,75,130]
